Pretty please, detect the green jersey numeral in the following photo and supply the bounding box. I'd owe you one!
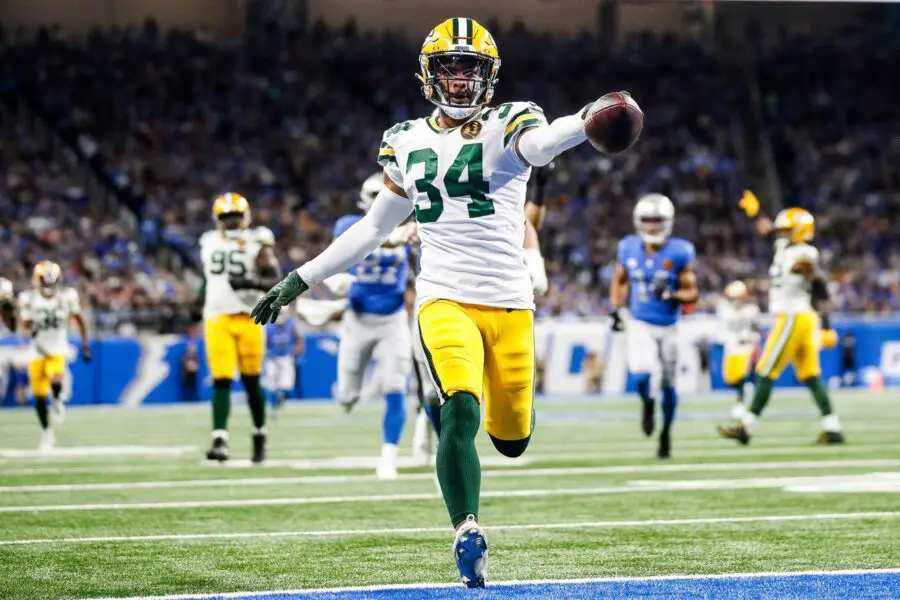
[209,249,248,277]
[407,143,493,223]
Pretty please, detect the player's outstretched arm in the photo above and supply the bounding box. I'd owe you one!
[673,267,699,304]
[252,173,413,324]
[524,219,548,296]
[609,263,628,332]
[516,110,587,167]
[738,190,774,238]
[70,310,92,363]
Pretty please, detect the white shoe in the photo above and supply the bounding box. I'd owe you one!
[412,411,433,466]
[52,400,66,424]
[376,443,399,480]
[39,430,55,453]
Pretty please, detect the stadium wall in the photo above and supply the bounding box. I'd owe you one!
[0,317,896,406]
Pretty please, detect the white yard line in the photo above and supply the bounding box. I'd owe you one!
[0,446,198,459]
[0,442,895,475]
[2,459,898,493]
[4,512,899,547]
[1,473,898,512]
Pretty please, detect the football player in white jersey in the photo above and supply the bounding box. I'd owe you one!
[200,193,281,463]
[18,262,90,451]
[715,280,760,419]
[0,277,16,332]
[252,17,637,587]
[719,195,843,445]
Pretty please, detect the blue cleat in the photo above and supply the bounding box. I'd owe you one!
[453,515,488,588]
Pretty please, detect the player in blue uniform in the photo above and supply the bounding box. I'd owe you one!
[334,173,417,479]
[609,194,699,458]
[263,313,302,418]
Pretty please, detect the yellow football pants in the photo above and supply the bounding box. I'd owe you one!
[204,313,265,380]
[756,311,820,381]
[417,299,535,442]
[28,355,66,398]
[723,351,753,386]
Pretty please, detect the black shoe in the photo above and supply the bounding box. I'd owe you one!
[717,423,751,445]
[252,433,267,464]
[642,399,655,437]
[340,396,360,414]
[206,436,230,462]
[657,427,671,459]
[817,431,845,445]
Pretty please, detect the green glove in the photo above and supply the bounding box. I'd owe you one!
[251,271,309,324]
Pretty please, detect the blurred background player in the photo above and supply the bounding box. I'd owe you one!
[263,309,303,419]
[719,198,843,445]
[610,194,698,459]
[18,261,91,451]
[200,193,281,463]
[0,278,16,333]
[716,280,761,419]
[333,173,417,480]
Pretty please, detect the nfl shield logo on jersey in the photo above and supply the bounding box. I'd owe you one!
[461,121,482,140]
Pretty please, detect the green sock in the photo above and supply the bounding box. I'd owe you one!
[803,377,833,416]
[437,392,481,527]
[749,376,775,416]
[241,374,267,430]
[212,380,231,431]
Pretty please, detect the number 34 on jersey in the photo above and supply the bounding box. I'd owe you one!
[378,101,545,309]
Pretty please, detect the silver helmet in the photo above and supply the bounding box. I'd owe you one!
[633,193,674,245]
[357,173,384,213]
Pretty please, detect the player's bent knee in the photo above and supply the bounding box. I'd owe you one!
[441,392,480,436]
[489,433,531,458]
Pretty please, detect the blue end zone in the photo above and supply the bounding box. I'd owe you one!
[155,571,900,600]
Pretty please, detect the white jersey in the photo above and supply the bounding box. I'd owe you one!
[200,227,274,319]
[769,239,817,314]
[715,298,760,354]
[378,101,547,310]
[18,287,81,356]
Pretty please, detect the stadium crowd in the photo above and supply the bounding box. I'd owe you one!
[0,20,897,333]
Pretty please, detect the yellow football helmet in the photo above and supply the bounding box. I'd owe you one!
[773,207,815,244]
[416,17,500,120]
[33,261,62,297]
[212,193,251,238]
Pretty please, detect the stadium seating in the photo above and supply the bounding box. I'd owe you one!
[1,23,897,330]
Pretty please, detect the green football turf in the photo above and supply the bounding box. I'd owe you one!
[0,390,898,600]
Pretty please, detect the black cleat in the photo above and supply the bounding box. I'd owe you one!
[340,396,360,414]
[717,423,751,445]
[642,399,655,437]
[817,431,845,445]
[206,436,230,462]
[252,433,267,464]
[657,427,671,459]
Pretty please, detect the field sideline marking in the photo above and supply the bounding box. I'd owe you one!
[2,459,899,493]
[88,569,900,600]
[3,511,899,547]
[0,473,897,512]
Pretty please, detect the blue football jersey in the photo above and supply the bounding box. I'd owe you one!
[334,215,410,316]
[617,234,696,326]
[266,318,299,357]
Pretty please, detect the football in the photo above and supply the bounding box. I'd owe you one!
[583,91,644,154]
